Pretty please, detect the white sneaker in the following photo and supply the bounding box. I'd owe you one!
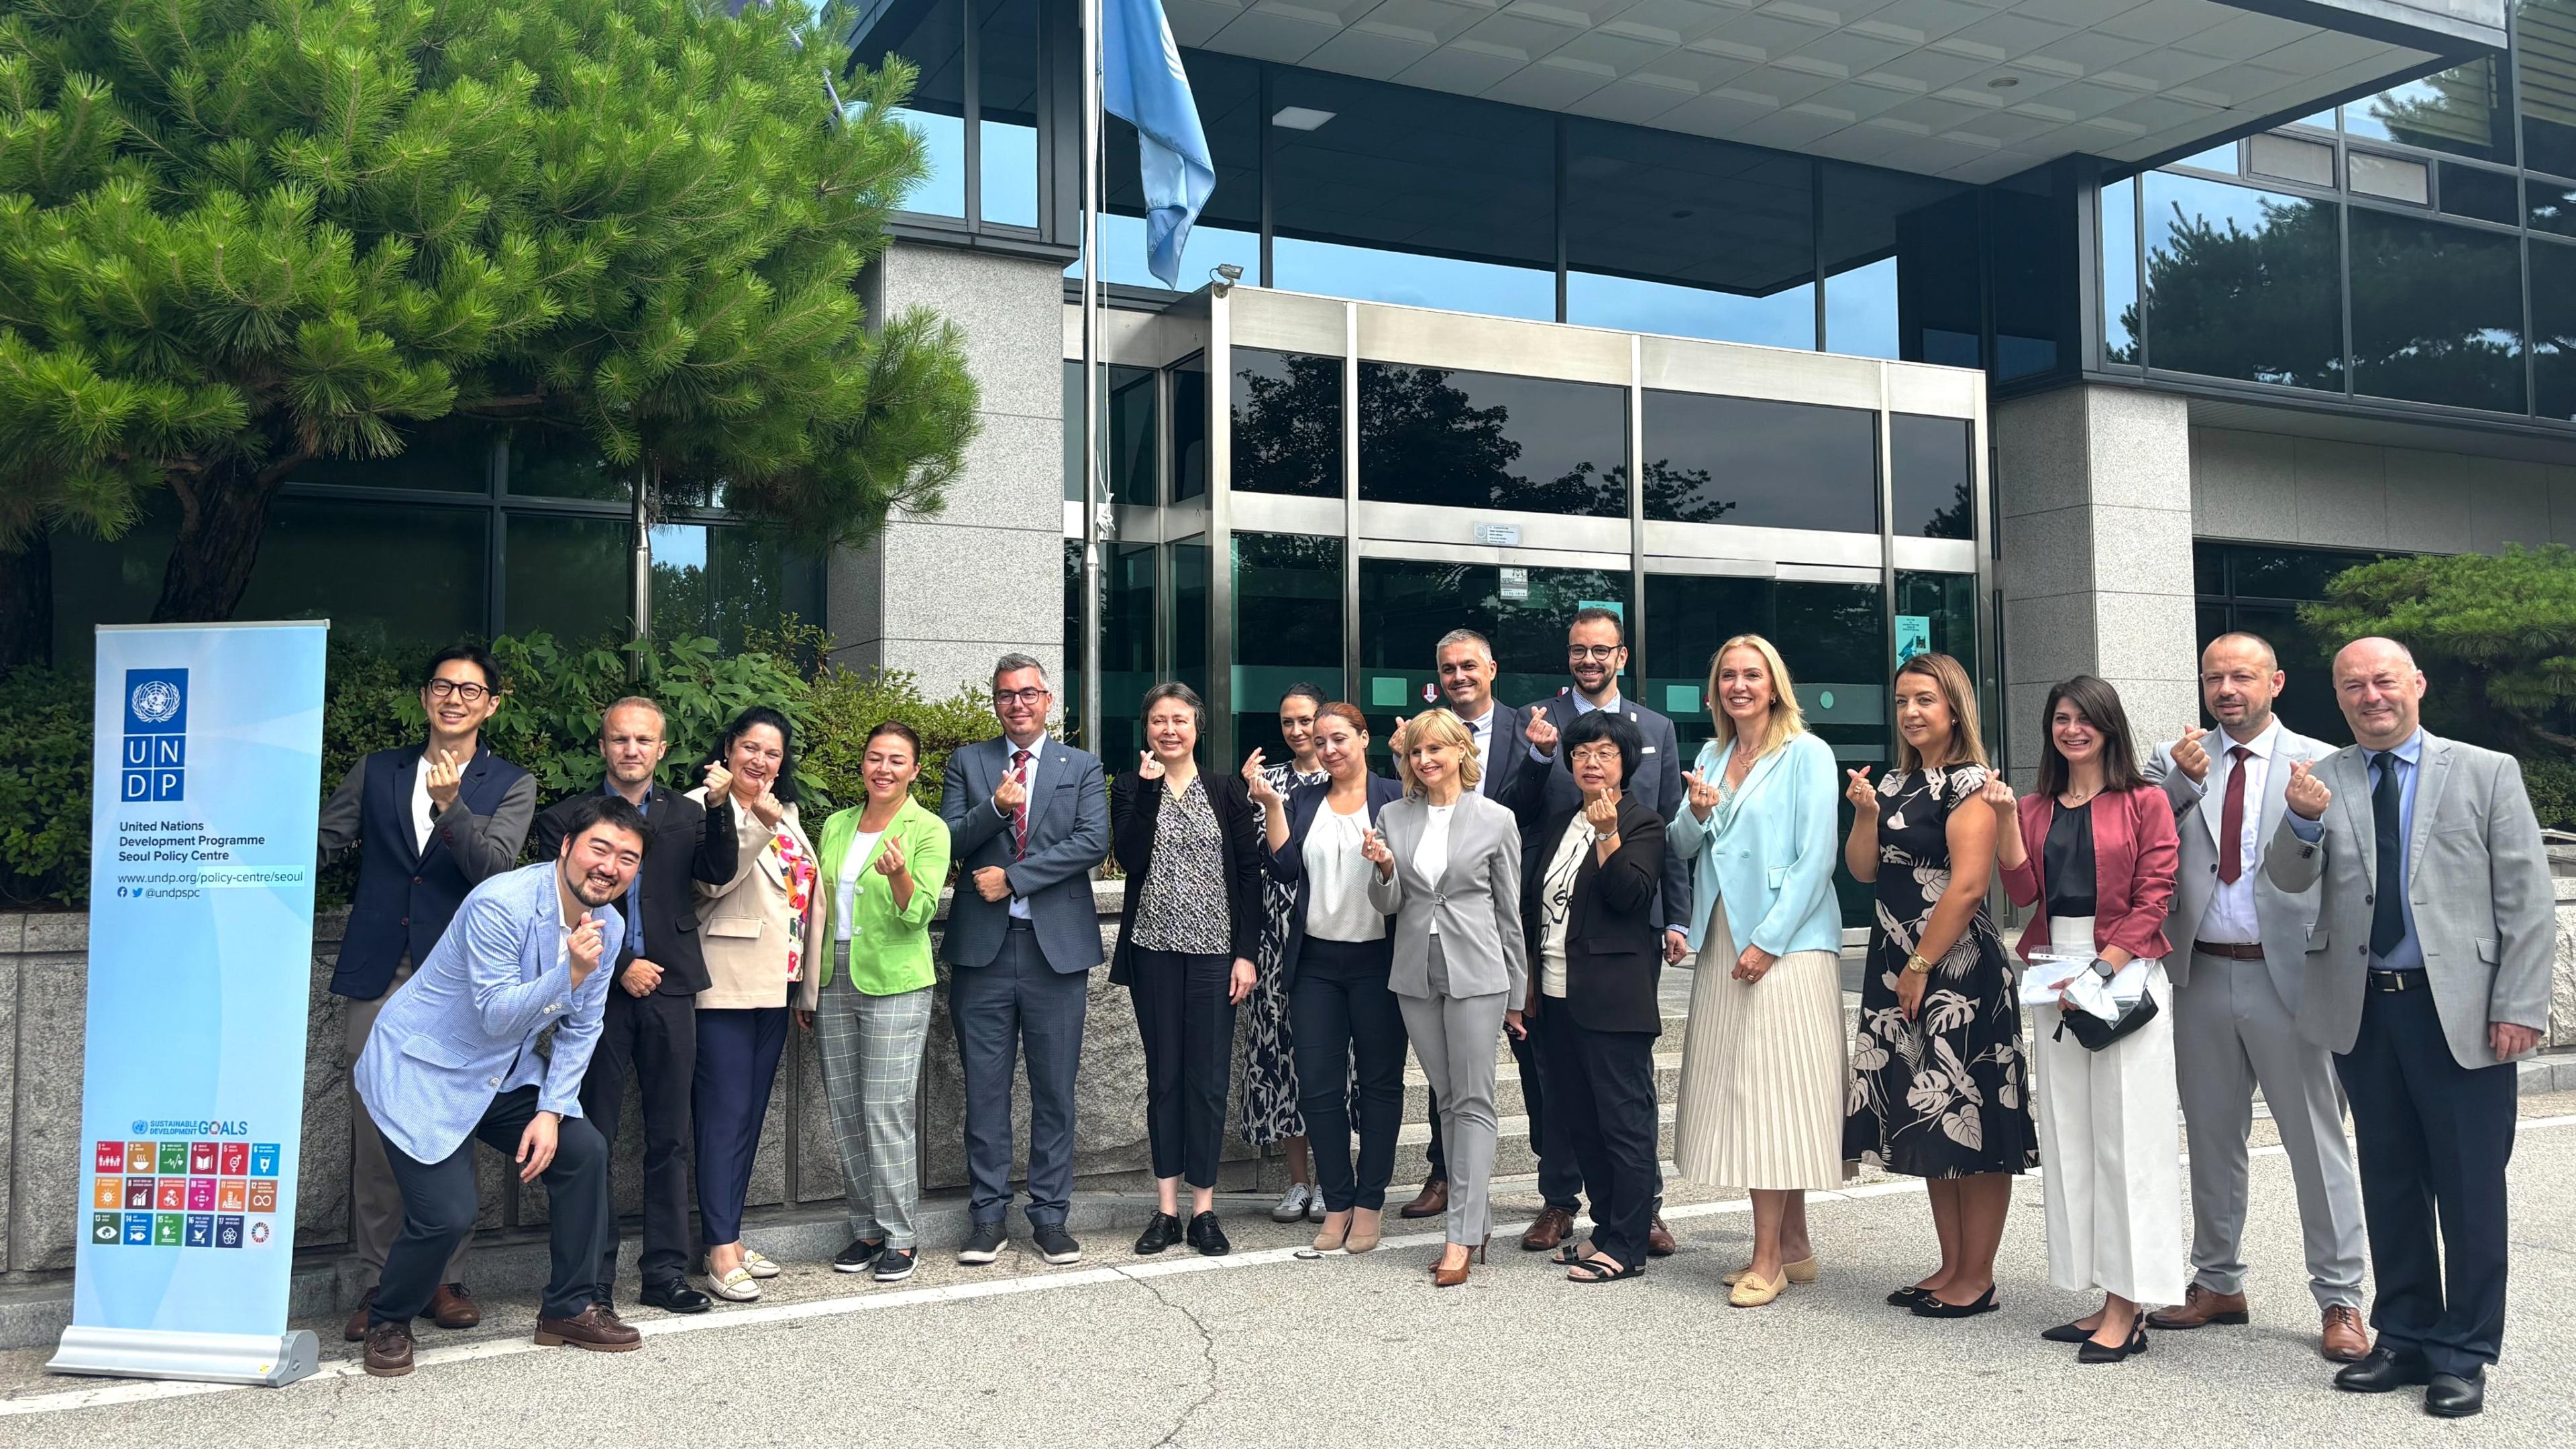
[1271,1183,1315,1223]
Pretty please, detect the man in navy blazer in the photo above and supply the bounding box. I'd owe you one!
[352,794,647,1377]
[316,643,537,1338]
[940,653,1109,1268]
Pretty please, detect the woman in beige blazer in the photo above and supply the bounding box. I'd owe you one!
[686,706,817,1302]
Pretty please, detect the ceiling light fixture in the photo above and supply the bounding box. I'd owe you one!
[1271,106,1336,131]
[1987,76,2019,88]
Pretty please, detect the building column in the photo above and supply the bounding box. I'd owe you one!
[1992,383,2198,777]
[830,241,1069,699]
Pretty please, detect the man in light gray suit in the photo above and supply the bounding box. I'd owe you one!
[2141,633,2368,1362]
[2268,636,2552,1419]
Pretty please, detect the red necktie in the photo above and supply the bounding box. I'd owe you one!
[1011,749,1032,860]
[2217,745,2251,885]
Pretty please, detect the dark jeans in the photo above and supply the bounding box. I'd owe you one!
[2334,981,2517,1376]
[1509,1002,1585,1212]
[1130,947,1239,1188]
[954,922,1090,1227]
[693,1004,788,1247]
[1540,996,1660,1268]
[375,1086,607,1325]
[580,987,696,1298]
[1289,936,1407,1212]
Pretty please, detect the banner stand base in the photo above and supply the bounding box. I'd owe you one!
[47,1326,319,1387]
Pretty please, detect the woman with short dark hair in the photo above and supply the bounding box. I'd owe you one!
[1111,682,1265,1256]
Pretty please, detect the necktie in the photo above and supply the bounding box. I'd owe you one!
[2369,751,2406,960]
[2216,745,2251,885]
[1010,748,1032,860]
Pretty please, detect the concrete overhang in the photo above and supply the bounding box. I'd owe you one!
[1168,0,2509,183]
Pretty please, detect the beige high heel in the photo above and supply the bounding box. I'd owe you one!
[1313,1212,1350,1252]
[1345,1208,1383,1254]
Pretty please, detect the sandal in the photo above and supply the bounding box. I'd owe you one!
[1566,1254,1642,1283]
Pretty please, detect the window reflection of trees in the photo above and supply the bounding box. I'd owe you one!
[2134,179,2344,391]
[1356,364,1628,519]
[2351,60,2510,160]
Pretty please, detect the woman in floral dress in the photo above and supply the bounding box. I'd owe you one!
[1841,653,2037,1320]
[1241,685,1332,1222]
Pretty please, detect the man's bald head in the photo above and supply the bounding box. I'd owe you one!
[2330,636,2425,750]
[2199,632,2285,739]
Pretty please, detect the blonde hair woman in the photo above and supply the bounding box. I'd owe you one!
[1362,710,1527,1287]
[1669,635,1850,1307]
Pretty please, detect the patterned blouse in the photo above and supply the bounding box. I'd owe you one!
[1131,775,1232,955]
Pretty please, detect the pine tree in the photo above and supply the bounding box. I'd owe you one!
[0,0,978,663]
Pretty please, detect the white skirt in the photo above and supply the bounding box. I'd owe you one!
[2030,915,2186,1305]
[1672,904,1849,1191]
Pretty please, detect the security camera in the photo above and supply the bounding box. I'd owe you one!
[1210,263,1244,297]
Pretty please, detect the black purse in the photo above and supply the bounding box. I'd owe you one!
[2052,958,2161,1051]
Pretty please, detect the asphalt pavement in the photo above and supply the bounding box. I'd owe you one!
[2,1096,2570,1449]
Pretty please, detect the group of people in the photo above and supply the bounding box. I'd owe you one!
[325,620,2551,1421]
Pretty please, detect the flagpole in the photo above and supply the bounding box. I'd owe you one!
[1078,0,1104,758]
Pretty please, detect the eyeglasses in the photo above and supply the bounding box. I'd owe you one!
[1568,745,1623,765]
[995,687,1051,707]
[1567,646,1623,662]
[425,679,493,703]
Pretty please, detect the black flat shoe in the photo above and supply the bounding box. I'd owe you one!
[1886,1285,1934,1308]
[2334,1345,2432,1394]
[1911,1286,1998,1319]
[1133,1212,1184,1255]
[2424,1369,2485,1418]
[2078,1322,2149,1364]
[638,1281,712,1315]
[1186,1211,1231,1257]
[2039,1320,2097,1344]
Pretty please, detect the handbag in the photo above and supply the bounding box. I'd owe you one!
[2052,957,2161,1051]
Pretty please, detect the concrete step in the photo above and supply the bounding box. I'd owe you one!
[1397,1053,1684,1121]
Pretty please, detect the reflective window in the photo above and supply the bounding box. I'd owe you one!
[1566,271,1812,351]
[2248,133,2333,187]
[1988,168,2069,381]
[1273,237,1556,321]
[649,524,823,652]
[873,0,965,219]
[1269,68,1553,278]
[974,0,1039,229]
[1171,541,1210,709]
[2101,176,2141,366]
[2141,171,2343,392]
[1823,256,1896,360]
[1091,50,1261,287]
[1232,533,1344,759]
[1821,162,1967,364]
[1890,415,1973,541]
[1895,571,1978,678]
[1565,122,1813,349]
[505,514,631,643]
[2532,175,2576,236]
[1231,349,1341,498]
[2195,541,2401,745]
[2348,208,2526,413]
[2349,152,2431,205]
[1098,542,1157,761]
[2345,58,2514,163]
[1356,560,1628,741]
[1170,356,1208,502]
[2525,0,2576,176]
[295,421,492,493]
[1641,392,1877,533]
[1357,364,1625,519]
[506,427,630,502]
[2440,162,2522,223]
[238,498,487,656]
[1073,211,1263,290]
[2534,239,2576,421]
[1108,364,1157,506]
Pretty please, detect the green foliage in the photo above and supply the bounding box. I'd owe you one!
[0,0,979,623]
[2520,755,2576,835]
[2299,543,2576,750]
[476,633,814,800]
[0,663,89,906]
[798,661,1000,816]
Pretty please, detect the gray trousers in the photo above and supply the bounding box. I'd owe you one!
[345,959,472,1286]
[953,924,1089,1228]
[2175,950,2366,1309]
[1397,938,1507,1248]
[814,967,932,1248]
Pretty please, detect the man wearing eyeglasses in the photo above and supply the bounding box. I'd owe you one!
[318,643,538,1341]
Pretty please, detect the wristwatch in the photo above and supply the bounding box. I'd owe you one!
[1903,953,1933,976]
[2090,957,2120,981]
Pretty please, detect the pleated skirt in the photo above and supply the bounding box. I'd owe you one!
[1672,904,1851,1191]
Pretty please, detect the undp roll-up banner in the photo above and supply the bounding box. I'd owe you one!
[48,623,327,1388]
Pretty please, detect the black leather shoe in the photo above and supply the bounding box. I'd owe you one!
[1910,1285,1998,1319]
[639,1281,712,1315]
[1133,1213,1184,1255]
[2077,1321,2149,1364]
[2424,1369,2485,1418]
[2040,1320,2096,1344]
[1186,1211,1231,1257]
[2334,1345,2432,1394]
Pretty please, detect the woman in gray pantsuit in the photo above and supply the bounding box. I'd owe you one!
[1363,710,1528,1288]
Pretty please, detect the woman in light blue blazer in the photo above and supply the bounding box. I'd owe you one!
[1668,634,1849,1309]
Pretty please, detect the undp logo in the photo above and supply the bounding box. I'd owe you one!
[120,668,188,802]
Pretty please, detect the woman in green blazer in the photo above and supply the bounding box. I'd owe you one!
[796,721,953,1283]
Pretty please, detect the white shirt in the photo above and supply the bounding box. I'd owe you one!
[1538,817,1596,998]
[1303,803,1386,944]
[409,749,439,855]
[1417,804,1456,936]
[835,828,885,941]
[2194,717,2279,947]
[994,734,1044,920]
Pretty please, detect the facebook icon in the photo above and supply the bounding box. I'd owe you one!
[120,669,188,803]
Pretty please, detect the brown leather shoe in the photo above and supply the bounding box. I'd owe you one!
[2321,1304,2371,1362]
[362,1320,414,1378]
[2147,1283,2250,1330]
[1519,1206,1576,1252]
[533,1303,641,1353]
[1398,1177,1448,1220]
[1646,1214,1677,1258]
[429,1282,481,1330]
[342,1286,378,1343]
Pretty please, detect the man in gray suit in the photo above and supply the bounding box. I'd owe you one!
[2141,633,2367,1362]
[2268,637,2551,1419]
[940,654,1110,1269]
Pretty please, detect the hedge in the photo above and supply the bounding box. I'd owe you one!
[0,627,1001,910]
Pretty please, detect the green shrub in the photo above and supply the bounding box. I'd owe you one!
[2520,754,2576,835]
[798,662,1000,816]
[0,667,93,908]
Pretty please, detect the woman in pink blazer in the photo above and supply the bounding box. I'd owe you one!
[1983,675,2181,1366]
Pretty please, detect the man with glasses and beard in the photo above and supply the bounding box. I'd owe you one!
[352,795,650,1377]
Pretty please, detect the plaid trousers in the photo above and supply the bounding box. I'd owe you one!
[814,959,934,1248]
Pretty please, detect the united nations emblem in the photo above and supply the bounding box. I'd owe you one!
[131,678,184,724]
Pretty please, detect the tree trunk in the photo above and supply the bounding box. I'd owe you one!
[151,468,286,623]
[0,531,53,671]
